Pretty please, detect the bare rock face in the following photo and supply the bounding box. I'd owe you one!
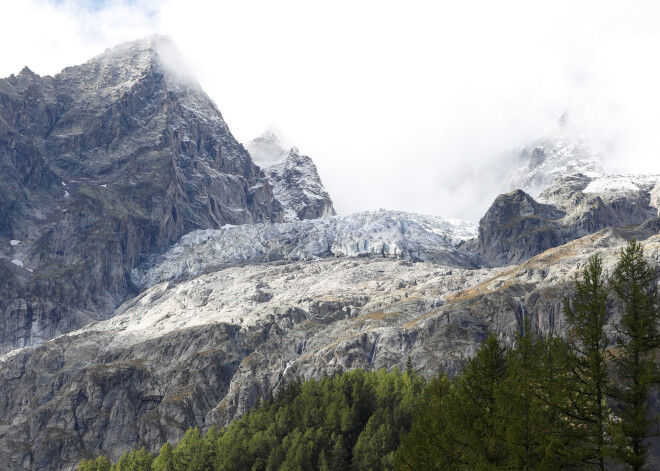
[467,189,566,266]
[246,131,335,221]
[0,36,284,353]
[469,173,660,266]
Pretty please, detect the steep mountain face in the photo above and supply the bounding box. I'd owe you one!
[510,113,603,196]
[469,173,660,266]
[0,36,284,354]
[245,131,335,221]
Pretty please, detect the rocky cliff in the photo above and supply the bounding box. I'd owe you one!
[0,36,286,354]
[469,173,660,266]
[2,226,659,469]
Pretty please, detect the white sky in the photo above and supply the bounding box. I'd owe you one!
[2,0,660,222]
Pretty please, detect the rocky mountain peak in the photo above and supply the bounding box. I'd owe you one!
[17,66,36,77]
[510,113,603,196]
[55,34,203,104]
[0,37,283,354]
[82,34,178,73]
[246,130,335,221]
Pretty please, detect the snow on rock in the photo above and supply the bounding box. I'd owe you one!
[133,210,481,288]
[582,174,660,194]
[511,113,603,196]
[9,240,19,246]
[246,131,335,221]
[262,148,335,221]
[11,259,23,267]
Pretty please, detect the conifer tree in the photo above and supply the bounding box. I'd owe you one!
[532,335,582,467]
[151,443,175,471]
[499,316,546,470]
[452,334,508,468]
[563,254,613,470]
[395,374,453,470]
[610,239,660,471]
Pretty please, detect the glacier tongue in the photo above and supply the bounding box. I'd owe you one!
[134,210,480,288]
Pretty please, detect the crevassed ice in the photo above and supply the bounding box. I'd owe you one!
[133,210,479,288]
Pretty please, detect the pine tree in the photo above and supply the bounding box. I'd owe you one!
[563,254,613,470]
[394,374,453,470]
[151,443,175,471]
[499,316,546,470]
[610,239,660,471]
[452,334,508,468]
[532,335,583,468]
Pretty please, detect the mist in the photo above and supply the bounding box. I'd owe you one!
[2,0,660,223]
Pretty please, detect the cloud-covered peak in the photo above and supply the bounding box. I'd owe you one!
[246,130,287,165]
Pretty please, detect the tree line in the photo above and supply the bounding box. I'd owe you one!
[79,239,660,470]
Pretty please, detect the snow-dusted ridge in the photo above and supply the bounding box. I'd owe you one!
[511,114,603,196]
[133,210,480,288]
[246,131,335,221]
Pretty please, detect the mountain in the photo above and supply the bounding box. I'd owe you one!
[3,224,659,469]
[0,36,288,354]
[2,37,660,470]
[245,131,335,221]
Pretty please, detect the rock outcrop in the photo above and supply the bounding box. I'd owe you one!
[469,173,660,266]
[0,36,284,353]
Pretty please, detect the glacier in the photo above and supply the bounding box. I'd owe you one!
[133,209,481,288]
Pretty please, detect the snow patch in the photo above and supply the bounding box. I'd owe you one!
[9,240,19,246]
[11,259,23,267]
[582,175,660,194]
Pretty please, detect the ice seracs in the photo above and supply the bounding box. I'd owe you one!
[133,209,480,288]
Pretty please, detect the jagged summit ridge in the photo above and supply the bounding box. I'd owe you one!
[246,131,336,221]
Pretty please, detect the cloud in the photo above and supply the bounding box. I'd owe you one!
[2,0,660,222]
